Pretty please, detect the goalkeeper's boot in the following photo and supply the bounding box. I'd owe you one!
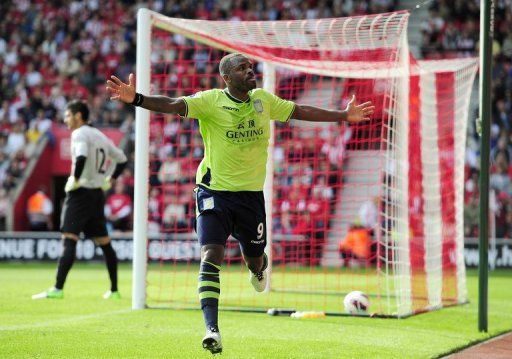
[250,253,268,292]
[32,287,63,300]
[103,291,121,299]
[202,326,222,354]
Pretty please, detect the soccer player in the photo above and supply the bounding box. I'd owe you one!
[32,100,128,300]
[106,53,374,354]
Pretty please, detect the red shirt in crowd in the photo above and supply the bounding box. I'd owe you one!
[105,193,132,220]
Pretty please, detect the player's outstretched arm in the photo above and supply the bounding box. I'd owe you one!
[106,73,186,116]
[292,95,375,124]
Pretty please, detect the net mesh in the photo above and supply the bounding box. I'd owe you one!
[151,11,409,77]
[139,10,477,316]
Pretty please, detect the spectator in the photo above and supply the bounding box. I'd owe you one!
[490,151,510,194]
[118,167,135,198]
[158,158,183,184]
[495,191,509,238]
[0,188,8,231]
[26,186,53,231]
[465,168,479,203]
[358,196,379,235]
[26,120,42,145]
[30,109,53,135]
[494,100,511,132]
[5,122,26,156]
[490,133,512,165]
[338,223,372,267]
[502,32,512,58]
[162,191,188,231]
[312,175,334,200]
[105,181,132,232]
[464,195,479,237]
[148,187,163,231]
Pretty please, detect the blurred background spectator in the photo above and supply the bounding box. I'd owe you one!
[105,181,133,232]
[26,185,53,231]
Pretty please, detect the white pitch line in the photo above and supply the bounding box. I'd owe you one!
[0,309,132,331]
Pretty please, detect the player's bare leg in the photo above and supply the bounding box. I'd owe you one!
[244,253,268,292]
[200,244,224,354]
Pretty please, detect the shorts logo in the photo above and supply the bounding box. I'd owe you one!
[203,197,214,210]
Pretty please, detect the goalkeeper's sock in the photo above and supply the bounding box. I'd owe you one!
[100,242,118,292]
[55,237,77,290]
[198,261,220,330]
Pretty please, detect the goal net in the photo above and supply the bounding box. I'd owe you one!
[132,9,478,317]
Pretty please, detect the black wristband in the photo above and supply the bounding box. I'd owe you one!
[131,92,144,106]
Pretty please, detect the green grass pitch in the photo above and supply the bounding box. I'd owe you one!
[145,263,387,313]
[1,263,511,358]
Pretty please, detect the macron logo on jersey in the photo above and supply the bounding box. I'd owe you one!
[222,106,239,112]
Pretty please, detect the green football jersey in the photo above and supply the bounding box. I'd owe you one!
[183,88,295,191]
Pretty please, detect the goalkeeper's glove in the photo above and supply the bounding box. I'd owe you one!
[101,177,113,192]
[64,176,80,192]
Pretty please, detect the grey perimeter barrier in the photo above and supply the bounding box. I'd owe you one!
[0,232,511,268]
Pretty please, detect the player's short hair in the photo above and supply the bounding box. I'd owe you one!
[66,100,89,122]
[219,53,246,77]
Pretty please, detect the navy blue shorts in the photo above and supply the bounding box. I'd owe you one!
[195,186,266,257]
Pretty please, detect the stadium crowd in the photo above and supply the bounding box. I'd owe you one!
[0,0,396,236]
[4,0,511,242]
[421,0,512,238]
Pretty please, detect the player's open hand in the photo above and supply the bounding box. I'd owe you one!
[345,95,375,123]
[106,73,136,104]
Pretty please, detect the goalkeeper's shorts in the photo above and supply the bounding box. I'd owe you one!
[195,185,266,257]
[60,187,108,238]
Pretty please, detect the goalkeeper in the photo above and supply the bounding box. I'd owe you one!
[32,100,128,301]
[106,53,374,354]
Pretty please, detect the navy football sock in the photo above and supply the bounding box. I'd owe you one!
[198,261,221,330]
[55,237,77,290]
[100,242,118,292]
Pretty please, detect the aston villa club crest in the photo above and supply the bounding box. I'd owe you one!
[253,99,263,113]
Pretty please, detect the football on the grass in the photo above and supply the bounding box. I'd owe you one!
[343,291,370,314]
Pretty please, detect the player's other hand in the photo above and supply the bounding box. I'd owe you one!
[101,176,113,192]
[65,176,80,193]
[106,73,136,104]
[345,95,375,123]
